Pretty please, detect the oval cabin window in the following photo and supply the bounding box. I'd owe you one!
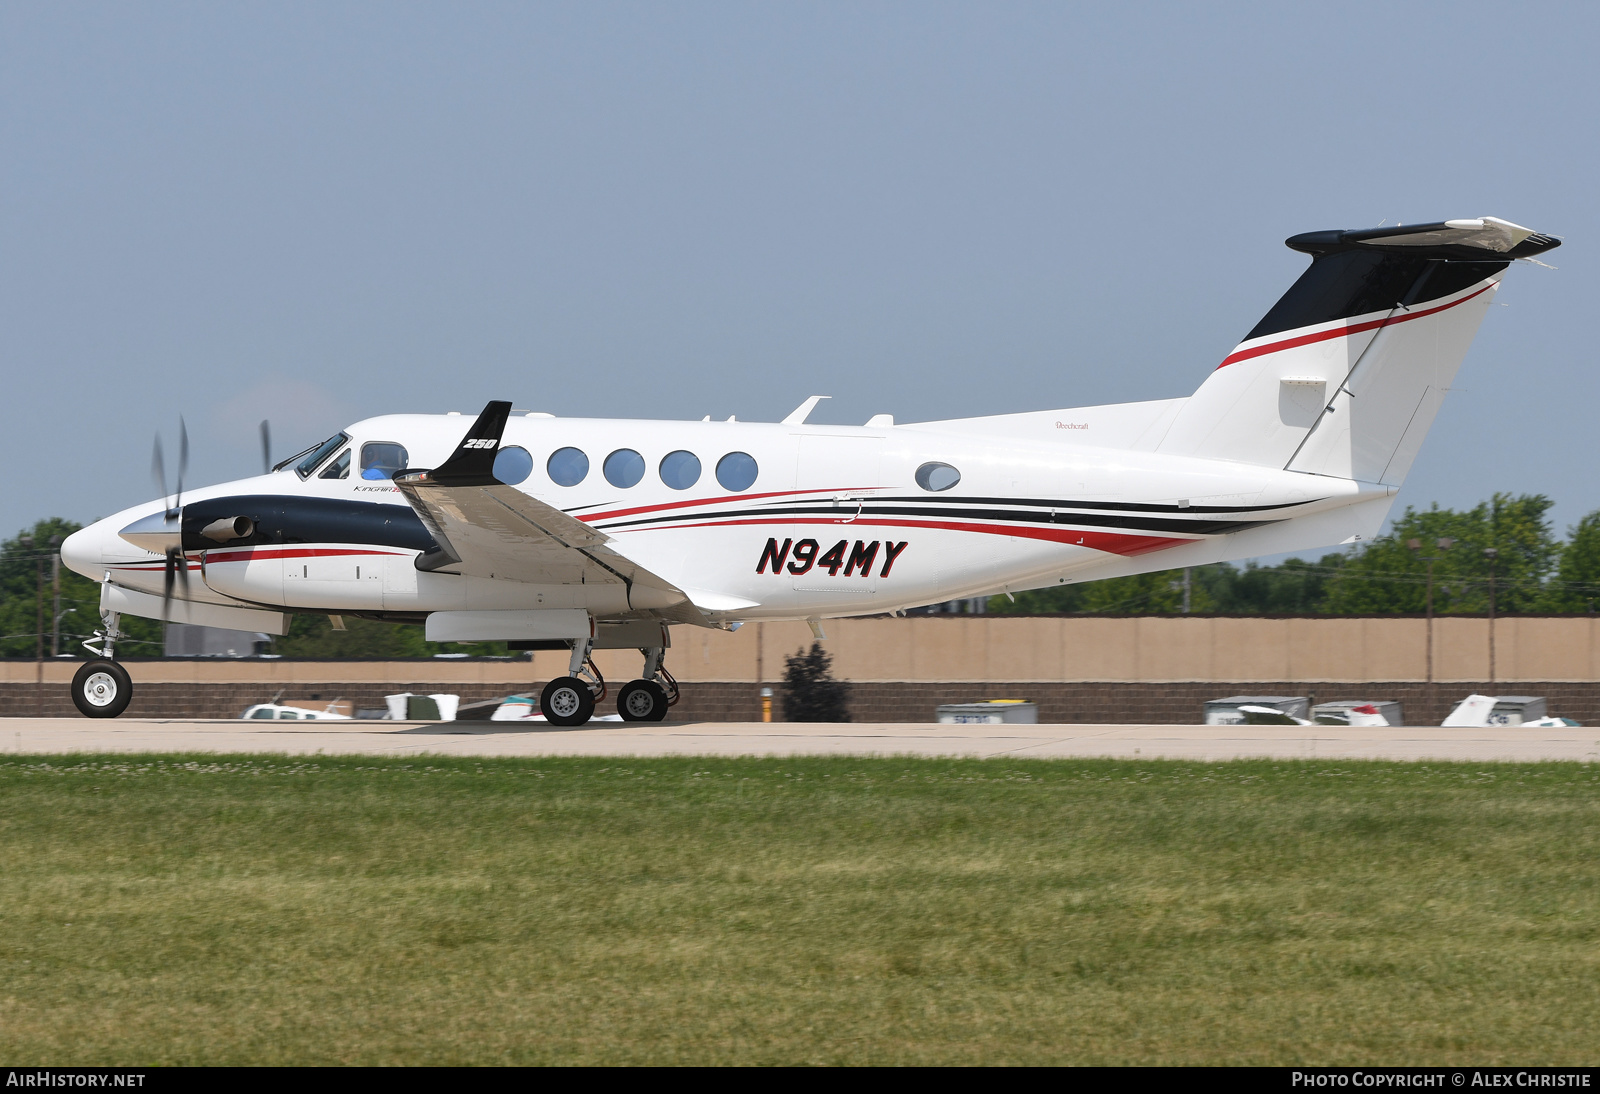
[914,462,961,492]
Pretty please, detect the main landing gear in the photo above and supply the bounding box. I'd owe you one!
[537,639,678,727]
[72,609,132,719]
[539,634,606,728]
[617,646,677,723]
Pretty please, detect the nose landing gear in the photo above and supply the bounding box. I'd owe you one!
[73,609,132,718]
[72,661,132,718]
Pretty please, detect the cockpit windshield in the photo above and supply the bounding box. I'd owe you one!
[284,433,350,479]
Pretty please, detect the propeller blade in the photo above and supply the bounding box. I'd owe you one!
[260,420,272,474]
[175,417,189,512]
[163,548,177,621]
[151,435,168,510]
[162,546,192,622]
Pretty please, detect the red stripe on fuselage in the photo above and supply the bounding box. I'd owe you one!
[202,547,407,564]
[1216,282,1496,369]
[577,487,875,525]
[649,516,1193,556]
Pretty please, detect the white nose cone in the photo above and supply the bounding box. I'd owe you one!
[119,510,181,554]
[60,525,108,581]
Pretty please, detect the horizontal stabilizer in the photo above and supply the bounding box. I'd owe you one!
[1158,216,1553,479]
[1288,217,1560,261]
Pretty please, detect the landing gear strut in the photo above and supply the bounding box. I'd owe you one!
[538,639,677,727]
[73,608,132,718]
[539,633,606,727]
[617,646,677,722]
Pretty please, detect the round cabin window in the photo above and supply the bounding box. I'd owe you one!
[546,447,589,487]
[659,450,702,490]
[493,446,534,485]
[716,451,759,492]
[604,448,646,489]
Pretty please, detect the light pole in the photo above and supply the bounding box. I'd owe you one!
[1407,537,1455,684]
[1483,546,1499,685]
[49,534,61,658]
[21,535,42,714]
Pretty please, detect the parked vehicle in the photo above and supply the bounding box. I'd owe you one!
[241,702,351,721]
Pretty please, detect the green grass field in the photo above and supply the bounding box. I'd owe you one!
[0,753,1596,1065]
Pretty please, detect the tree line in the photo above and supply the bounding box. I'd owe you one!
[3,492,1600,658]
[991,493,1600,616]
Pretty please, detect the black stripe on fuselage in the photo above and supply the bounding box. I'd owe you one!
[567,494,1324,517]
[593,502,1282,536]
[868,494,1320,514]
[572,494,1320,519]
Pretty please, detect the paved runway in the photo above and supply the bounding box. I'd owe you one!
[1,718,1598,762]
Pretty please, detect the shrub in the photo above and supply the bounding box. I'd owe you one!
[779,642,851,722]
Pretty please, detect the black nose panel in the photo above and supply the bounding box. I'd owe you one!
[180,495,436,553]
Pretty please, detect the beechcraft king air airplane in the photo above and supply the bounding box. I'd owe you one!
[60,216,1560,724]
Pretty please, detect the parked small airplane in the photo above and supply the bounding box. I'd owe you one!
[61,217,1559,724]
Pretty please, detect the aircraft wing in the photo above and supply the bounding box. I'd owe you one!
[392,402,701,619]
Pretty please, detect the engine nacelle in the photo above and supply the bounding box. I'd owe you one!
[200,516,256,542]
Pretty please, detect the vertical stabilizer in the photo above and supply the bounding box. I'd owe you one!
[1157,218,1557,483]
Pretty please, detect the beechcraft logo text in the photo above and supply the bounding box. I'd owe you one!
[757,538,907,578]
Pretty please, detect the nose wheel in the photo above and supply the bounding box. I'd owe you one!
[72,660,132,719]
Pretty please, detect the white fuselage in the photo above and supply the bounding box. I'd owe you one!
[63,403,1392,625]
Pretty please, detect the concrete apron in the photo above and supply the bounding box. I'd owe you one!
[2,719,1599,762]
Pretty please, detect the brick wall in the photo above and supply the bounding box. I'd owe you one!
[744,680,1600,725]
[6,679,1597,725]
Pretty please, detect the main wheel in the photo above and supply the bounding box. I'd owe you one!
[540,677,596,727]
[618,680,669,722]
[72,660,132,719]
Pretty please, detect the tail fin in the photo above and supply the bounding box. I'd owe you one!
[1157,217,1558,483]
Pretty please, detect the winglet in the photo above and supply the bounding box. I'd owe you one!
[397,401,512,487]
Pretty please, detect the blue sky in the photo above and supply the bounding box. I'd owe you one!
[3,2,1595,547]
